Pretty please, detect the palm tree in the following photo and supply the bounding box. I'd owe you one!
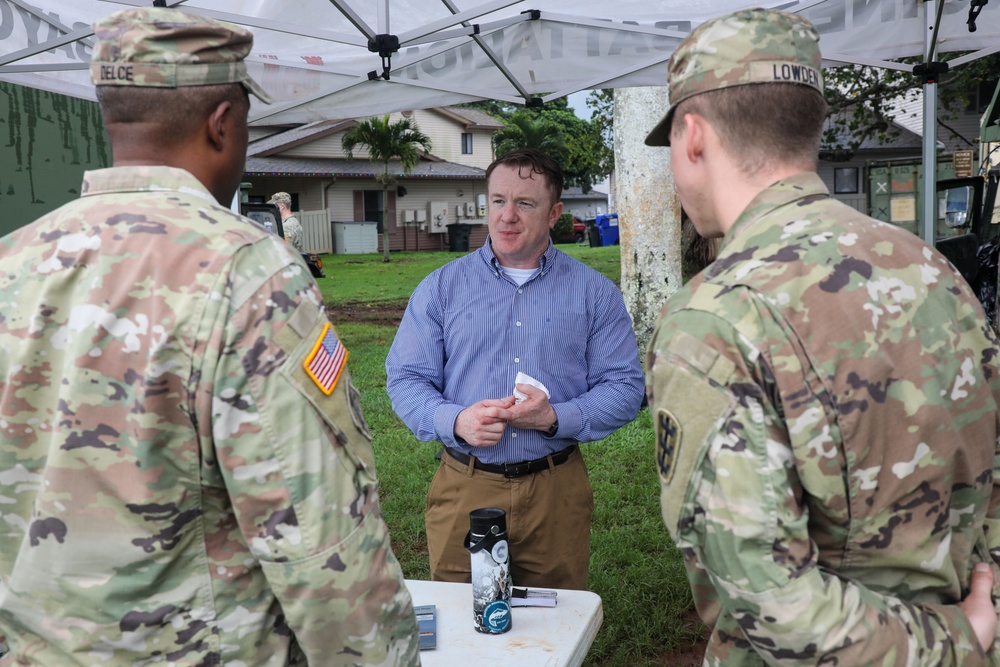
[490,112,567,159]
[342,114,432,262]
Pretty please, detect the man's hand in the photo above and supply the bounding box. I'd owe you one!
[508,384,557,432]
[959,562,997,653]
[454,397,515,447]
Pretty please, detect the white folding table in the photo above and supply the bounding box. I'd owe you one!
[405,579,603,667]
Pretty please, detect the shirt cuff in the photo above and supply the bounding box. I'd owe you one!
[551,402,582,440]
[433,402,466,448]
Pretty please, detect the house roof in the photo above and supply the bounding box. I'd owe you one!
[438,106,506,129]
[244,156,485,179]
[248,119,354,157]
[889,90,926,138]
[248,106,503,158]
[561,186,608,201]
[822,112,925,152]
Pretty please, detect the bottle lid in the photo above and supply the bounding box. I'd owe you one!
[469,507,506,536]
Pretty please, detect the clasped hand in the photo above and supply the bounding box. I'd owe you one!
[454,384,556,447]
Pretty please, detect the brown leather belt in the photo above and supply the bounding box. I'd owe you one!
[444,445,577,478]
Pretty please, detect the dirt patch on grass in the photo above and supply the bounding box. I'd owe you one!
[326,301,408,327]
[653,608,709,666]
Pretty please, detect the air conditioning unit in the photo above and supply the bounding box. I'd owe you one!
[428,201,449,233]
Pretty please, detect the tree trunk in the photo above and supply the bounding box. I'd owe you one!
[382,184,391,263]
[614,86,682,354]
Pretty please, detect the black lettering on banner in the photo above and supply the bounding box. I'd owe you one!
[0,0,15,41]
[608,21,651,56]
[15,4,43,48]
[420,40,457,76]
[505,22,543,64]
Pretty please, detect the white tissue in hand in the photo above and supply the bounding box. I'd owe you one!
[513,372,550,405]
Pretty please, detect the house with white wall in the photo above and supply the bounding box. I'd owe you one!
[244,106,503,253]
[561,183,609,222]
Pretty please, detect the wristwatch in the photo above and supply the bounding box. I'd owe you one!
[544,419,558,437]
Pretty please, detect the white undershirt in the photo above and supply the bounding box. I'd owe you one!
[499,265,537,286]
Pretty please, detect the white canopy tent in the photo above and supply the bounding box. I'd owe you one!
[2,0,999,240]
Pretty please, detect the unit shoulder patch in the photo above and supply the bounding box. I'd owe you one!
[656,407,682,484]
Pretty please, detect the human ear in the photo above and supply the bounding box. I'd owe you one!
[549,200,564,228]
[206,100,233,152]
[683,113,705,164]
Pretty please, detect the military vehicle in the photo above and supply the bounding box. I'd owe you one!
[241,201,326,279]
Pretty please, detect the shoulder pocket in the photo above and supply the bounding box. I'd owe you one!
[282,318,377,477]
[650,334,737,544]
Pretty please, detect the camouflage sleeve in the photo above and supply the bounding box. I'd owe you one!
[986,345,1000,656]
[285,217,304,251]
[649,305,988,666]
[197,236,419,665]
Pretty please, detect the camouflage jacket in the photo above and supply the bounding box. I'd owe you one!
[0,167,419,666]
[647,172,1000,666]
[283,215,304,252]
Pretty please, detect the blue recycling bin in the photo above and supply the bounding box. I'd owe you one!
[595,213,619,246]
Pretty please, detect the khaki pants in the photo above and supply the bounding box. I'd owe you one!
[425,447,594,590]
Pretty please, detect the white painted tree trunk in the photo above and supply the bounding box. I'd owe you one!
[613,86,682,353]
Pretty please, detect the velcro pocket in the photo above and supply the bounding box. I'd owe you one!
[653,361,735,543]
[281,317,377,477]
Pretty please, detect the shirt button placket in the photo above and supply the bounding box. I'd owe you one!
[513,286,524,367]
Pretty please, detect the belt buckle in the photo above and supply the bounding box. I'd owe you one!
[503,461,531,478]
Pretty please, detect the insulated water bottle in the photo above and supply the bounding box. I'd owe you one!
[466,507,512,634]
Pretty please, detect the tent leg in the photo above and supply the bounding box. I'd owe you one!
[919,0,946,246]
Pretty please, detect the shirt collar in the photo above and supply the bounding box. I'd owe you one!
[722,171,831,251]
[479,236,559,277]
[81,166,219,207]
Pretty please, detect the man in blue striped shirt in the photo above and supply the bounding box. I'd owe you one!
[386,149,644,590]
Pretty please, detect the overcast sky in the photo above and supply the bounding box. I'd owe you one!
[567,90,593,120]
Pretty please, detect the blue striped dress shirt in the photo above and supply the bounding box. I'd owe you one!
[385,240,645,465]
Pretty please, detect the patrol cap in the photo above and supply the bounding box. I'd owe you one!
[645,8,823,147]
[90,7,271,103]
[268,192,291,205]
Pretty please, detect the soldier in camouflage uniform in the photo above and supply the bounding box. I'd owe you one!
[0,8,419,666]
[645,8,1000,665]
[269,191,305,251]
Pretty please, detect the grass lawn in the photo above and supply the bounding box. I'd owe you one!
[322,243,704,666]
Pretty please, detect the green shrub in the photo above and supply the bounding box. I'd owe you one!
[551,211,575,241]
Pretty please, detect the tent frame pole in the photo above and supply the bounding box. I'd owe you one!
[919,0,946,245]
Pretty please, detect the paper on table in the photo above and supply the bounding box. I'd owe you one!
[513,372,550,404]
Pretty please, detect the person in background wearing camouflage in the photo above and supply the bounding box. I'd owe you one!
[269,191,305,251]
[645,8,1000,666]
[0,7,419,666]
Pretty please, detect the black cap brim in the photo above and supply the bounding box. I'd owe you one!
[644,107,675,147]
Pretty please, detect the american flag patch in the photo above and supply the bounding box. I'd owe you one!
[303,323,348,395]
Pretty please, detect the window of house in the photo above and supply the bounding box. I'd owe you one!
[834,167,859,194]
[461,133,473,154]
[967,78,1000,114]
